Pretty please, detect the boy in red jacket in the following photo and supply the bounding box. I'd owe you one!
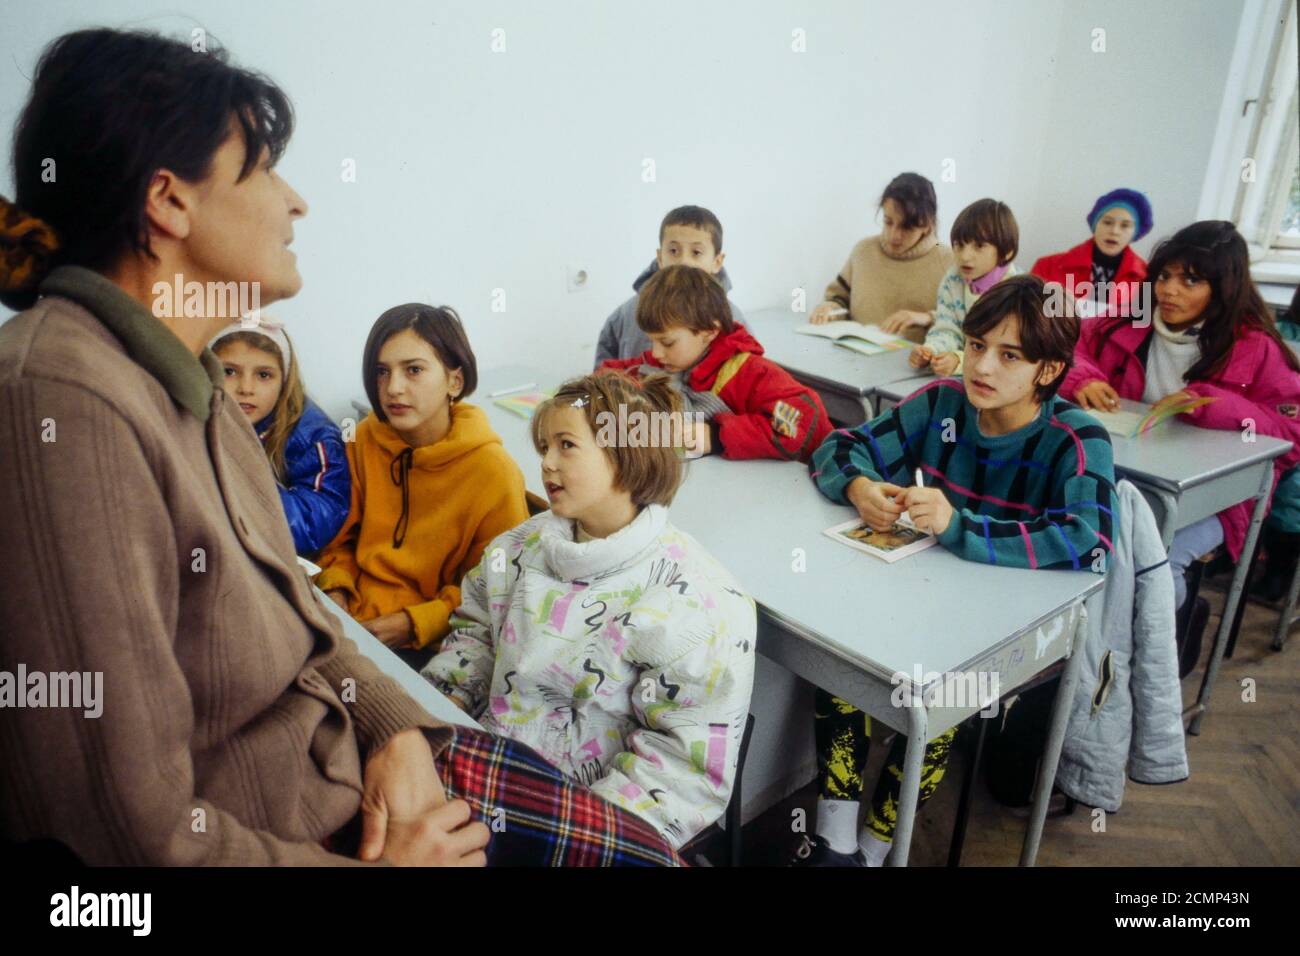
[601,264,831,461]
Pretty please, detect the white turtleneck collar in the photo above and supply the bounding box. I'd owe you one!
[1152,308,1204,343]
[539,503,669,581]
[1142,308,1204,404]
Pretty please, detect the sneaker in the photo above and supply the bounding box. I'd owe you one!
[788,834,866,867]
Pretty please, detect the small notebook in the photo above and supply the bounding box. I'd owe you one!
[493,390,550,419]
[823,513,938,563]
[794,321,910,355]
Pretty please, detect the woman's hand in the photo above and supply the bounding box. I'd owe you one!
[326,589,350,611]
[846,477,906,532]
[909,344,934,369]
[358,728,489,867]
[881,309,932,335]
[363,610,415,648]
[1075,379,1121,411]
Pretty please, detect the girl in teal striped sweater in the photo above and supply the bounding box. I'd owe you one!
[792,274,1117,866]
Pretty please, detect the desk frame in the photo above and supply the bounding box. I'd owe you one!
[756,596,1096,866]
[872,382,1289,737]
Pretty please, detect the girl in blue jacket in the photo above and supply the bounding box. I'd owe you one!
[211,319,351,556]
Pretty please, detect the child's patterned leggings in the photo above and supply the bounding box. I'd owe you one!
[814,688,956,843]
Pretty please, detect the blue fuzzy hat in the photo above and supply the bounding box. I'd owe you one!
[1087,188,1153,241]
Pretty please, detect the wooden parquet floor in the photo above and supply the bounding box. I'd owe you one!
[735,579,1299,867]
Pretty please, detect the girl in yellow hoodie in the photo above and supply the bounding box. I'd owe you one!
[316,304,529,652]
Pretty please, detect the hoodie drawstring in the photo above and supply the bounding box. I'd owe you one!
[390,447,413,549]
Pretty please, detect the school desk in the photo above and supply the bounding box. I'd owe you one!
[742,307,919,424]
[477,363,1104,866]
[317,587,483,731]
[872,378,1293,735]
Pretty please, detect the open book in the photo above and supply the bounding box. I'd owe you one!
[1087,396,1215,438]
[1086,407,1146,438]
[823,513,938,563]
[794,320,910,356]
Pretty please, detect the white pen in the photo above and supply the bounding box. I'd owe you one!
[907,466,927,528]
[489,382,538,398]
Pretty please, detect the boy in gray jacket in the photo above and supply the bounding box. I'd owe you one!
[593,204,746,366]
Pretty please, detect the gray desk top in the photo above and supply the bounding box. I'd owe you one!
[1102,398,1291,493]
[871,380,1293,496]
[476,364,1102,683]
[871,373,936,406]
[318,589,482,731]
[744,307,920,397]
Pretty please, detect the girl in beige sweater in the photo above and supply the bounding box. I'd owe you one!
[810,172,954,343]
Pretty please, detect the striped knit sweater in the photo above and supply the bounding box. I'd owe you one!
[810,378,1117,571]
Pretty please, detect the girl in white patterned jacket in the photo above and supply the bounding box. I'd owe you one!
[422,371,756,849]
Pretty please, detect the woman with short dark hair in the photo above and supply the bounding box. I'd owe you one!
[0,27,679,867]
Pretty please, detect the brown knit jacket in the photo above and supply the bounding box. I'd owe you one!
[0,266,453,865]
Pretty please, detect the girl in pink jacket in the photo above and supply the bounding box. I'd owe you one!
[1063,220,1300,611]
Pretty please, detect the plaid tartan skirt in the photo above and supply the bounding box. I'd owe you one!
[434,727,684,867]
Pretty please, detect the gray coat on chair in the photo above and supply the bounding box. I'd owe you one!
[1057,480,1189,812]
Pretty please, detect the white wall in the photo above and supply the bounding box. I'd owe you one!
[1029,0,1243,266]
[0,0,1243,422]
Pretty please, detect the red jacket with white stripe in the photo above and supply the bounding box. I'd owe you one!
[601,326,832,462]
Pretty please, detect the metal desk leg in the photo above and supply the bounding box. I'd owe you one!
[1020,604,1091,866]
[887,704,929,867]
[947,717,989,868]
[1188,467,1273,735]
[861,394,875,420]
[1272,553,1300,652]
[1147,486,1180,551]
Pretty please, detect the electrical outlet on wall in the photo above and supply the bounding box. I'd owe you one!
[566,266,589,293]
